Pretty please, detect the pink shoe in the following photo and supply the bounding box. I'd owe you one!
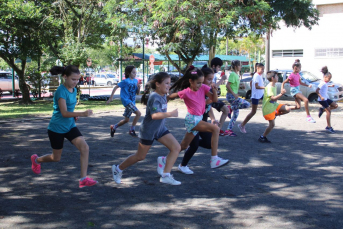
[238,124,246,134]
[226,130,237,137]
[31,154,41,174]
[79,177,98,188]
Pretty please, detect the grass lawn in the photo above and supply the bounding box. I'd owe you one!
[0,99,124,119]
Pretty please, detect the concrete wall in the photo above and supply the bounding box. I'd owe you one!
[270,2,343,82]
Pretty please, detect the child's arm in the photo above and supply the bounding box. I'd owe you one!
[167,92,179,101]
[255,82,265,89]
[281,78,289,91]
[316,87,325,101]
[215,74,227,87]
[151,109,178,120]
[329,84,335,87]
[270,89,286,102]
[58,98,93,118]
[206,85,218,103]
[299,78,312,88]
[136,81,142,95]
[106,85,120,104]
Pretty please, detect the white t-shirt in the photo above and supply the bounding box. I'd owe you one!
[251,73,264,99]
[317,80,328,101]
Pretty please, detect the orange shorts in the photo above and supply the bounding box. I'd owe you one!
[264,104,284,120]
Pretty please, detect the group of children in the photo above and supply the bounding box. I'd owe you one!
[30,58,338,187]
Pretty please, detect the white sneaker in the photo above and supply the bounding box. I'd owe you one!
[210,157,230,169]
[307,116,316,123]
[178,164,194,175]
[157,156,166,176]
[160,175,181,185]
[112,165,122,184]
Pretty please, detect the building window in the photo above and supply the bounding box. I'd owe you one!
[272,49,303,58]
[315,48,343,58]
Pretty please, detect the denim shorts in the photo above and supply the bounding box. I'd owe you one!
[185,112,203,136]
[123,103,138,118]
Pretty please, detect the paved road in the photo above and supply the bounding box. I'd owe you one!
[1,100,343,228]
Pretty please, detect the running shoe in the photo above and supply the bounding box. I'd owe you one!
[258,136,271,143]
[227,105,232,119]
[219,129,228,136]
[110,125,116,137]
[210,157,230,169]
[318,108,324,118]
[129,129,138,137]
[238,124,246,134]
[112,165,123,184]
[178,164,194,174]
[31,154,41,174]
[307,116,316,123]
[157,156,166,176]
[160,175,181,185]
[226,130,237,137]
[79,177,98,188]
[326,126,335,133]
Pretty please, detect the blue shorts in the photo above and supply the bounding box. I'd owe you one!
[123,103,138,118]
[290,86,302,97]
[319,99,333,109]
[185,112,203,136]
[251,96,263,105]
[139,130,170,145]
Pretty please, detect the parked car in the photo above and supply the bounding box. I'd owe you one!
[105,73,119,85]
[238,69,343,102]
[94,73,118,86]
[0,71,20,93]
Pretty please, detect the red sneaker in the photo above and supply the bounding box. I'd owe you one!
[31,154,41,174]
[219,130,228,136]
[79,177,98,188]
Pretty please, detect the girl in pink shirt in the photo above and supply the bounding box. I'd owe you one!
[281,61,315,123]
[168,66,229,169]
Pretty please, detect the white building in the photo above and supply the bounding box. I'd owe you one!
[270,0,343,82]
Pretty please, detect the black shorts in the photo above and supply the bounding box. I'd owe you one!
[48,127,82,150]
[211,100,225,112]
[139,130,170,146]
[319,99,333,109]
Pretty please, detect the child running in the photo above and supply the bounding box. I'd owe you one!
[209,57,231,136]
[111,72,182,185]
[239,63,265,133]
[281,61,316,123]
[30,65,97,188]
[159,66,229,173]
[172,65,229,174]
[106,65,142,137]
[317,66,338,133]
[259,71,292,143]
[225,60,250,136]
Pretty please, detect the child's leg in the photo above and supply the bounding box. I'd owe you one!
[295,93,310,115]
[325,107,332,127]
[71,136,89,178]
[241,103,258,127]
[277,105,291,116]
[228,108,239,130]
[157,133,181,173]
[227,98,250,130]
[37,149,63,163]
[180,132,196,151]
[192,121,220,156]
[218,105,229,129]
[181,133,200,166]
[330,102,338,110]
[119,143,152,170]
[131,109,141,127]
[115,117,130,128]
[262,119,275,137]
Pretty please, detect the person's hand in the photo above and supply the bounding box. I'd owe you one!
[308,84,312,88]
[206,98,213,104]
[169,109,178,117]
[74,117,79,122]
[211,119,219,126]
[331,84,335,87]
[320,96,325,101]
[281,89,286,94]
[221,74,227,81]
[83,109,93,117]
[106,97,112,104]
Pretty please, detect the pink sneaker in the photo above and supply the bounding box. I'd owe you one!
[79,177,98,188]
[238,124,246,134]
[226,130,237,137]
[31,154,41,174]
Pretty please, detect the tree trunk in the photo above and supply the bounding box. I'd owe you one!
[209,45,216,67]
[17,61,32,104]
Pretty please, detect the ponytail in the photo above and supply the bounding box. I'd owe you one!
[49,65,80,77]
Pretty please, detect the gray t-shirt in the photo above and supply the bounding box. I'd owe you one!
[139,92,168,140]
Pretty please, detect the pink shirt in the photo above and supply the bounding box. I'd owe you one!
[178,84,210,116]
[288,73,300,87]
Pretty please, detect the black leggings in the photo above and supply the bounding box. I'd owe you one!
[181,131,212,166]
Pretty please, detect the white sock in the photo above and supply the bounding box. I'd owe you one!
[211,155,218,160]
[162,173,170,177]
[116,165,123,173]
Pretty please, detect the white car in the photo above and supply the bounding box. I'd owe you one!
[0,71,19,93]
[94,73,118,86]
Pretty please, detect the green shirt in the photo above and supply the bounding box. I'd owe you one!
[228,72,240,94]
[262,84,279,116]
